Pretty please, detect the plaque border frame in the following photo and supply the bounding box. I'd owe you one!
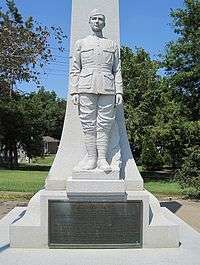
[48,200,143,249]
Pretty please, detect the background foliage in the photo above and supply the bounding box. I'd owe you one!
[0,0,199,197]
[121,0,200,196]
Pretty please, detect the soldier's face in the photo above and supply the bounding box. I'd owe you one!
[89,15,105,32]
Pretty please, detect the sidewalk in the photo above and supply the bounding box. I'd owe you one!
[160,199,200,233]
[0,207,200,265]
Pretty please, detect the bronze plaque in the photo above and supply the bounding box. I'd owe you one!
[48,201,143,248]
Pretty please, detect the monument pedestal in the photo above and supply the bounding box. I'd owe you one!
[67,178,126,196]
[67,169,126,197]
[10,187,179,249]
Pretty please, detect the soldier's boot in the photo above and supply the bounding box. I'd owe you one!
[97,131,112,173]
[82,133,97,170]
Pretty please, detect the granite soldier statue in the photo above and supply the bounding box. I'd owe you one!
[70,9,123,172]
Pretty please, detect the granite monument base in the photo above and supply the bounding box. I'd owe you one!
[1,208,199,265]
[9,188,179,249]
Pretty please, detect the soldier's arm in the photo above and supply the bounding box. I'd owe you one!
[113,43,123,95]
[70,40,82,95]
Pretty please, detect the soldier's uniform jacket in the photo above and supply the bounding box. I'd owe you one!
[70,35,123,95]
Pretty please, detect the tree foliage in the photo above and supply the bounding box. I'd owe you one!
[176,146,200,198]
[164,0,200,120]
[121,0,200,173]
[121,47,162,153]
[27,88,66,140]
[0,0,199,185]
[0,0,66,167]
[141,135,164,170]
[0,88,66,167]
[162,0,200,169]
[0,0,66,86]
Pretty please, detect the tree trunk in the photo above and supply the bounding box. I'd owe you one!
[13,143,18,168]
[9,145,13,168]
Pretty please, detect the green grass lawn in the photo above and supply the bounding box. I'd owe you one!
[32,155,55,165]
[0,168,47,193]
[144,180,181,196]
[0,169,182,198]
[0,155,182,200]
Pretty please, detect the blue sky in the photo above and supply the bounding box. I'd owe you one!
[1,0,184,98]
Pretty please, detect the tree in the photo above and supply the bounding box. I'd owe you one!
[164,0,200,121]
[27,88,66,140]
[141,134,164,170]
[0,0,66,167]
[0,91,25,167]
[0,0,66,88]
[121,46,199,169]
[121,47,163,161]
[160,0,200,169]
[120,1,200,169]
[176,146,200,198]
[0,88,66,167]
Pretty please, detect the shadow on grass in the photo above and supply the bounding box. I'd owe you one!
[160,201,182,213]
[141,168,176,181]
[19,164,51,172]
[0,163,51,172]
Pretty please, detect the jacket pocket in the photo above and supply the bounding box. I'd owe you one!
[103,48,114,63]
[79,70,93,88]
[103,73,115,91]
[81,48,94,64]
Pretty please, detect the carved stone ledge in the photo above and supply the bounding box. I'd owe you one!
[72,168,120,180]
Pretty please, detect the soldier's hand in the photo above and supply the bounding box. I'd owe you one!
[116,94,123,105]
[72,94,79,105]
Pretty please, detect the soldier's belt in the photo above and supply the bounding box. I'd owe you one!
[81,67,113,73]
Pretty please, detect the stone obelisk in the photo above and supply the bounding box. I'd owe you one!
[45,0,143,193]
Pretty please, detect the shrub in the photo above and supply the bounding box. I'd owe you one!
[176,146,200,198]
[141,137,164,170]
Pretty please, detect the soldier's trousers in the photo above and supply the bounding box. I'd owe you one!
[79,94,115,159]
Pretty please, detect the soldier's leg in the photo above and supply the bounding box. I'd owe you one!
[97,94,115,172]
[79,93,98,170]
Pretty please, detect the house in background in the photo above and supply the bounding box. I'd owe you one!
[43,136,60,154]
